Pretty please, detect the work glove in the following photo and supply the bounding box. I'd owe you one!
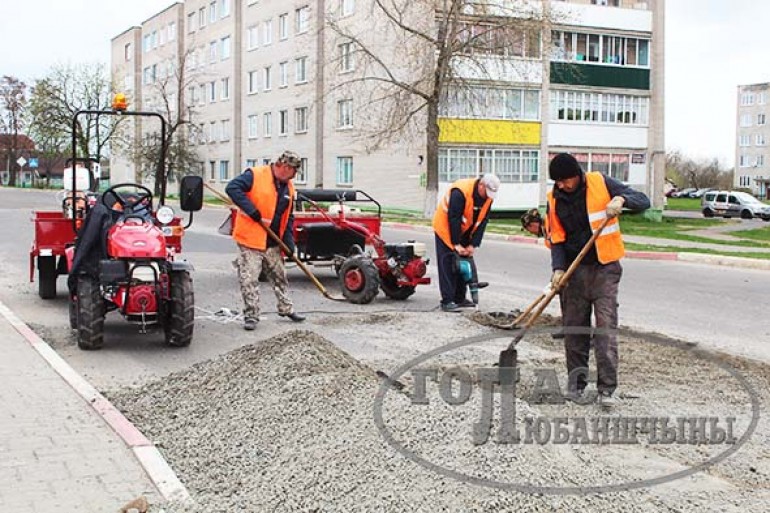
[249,208,262,222]
[551,270,565,290]
[606,196,625,219]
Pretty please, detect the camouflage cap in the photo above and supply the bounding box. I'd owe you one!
[520,208,542,229]
[277,150,302,168]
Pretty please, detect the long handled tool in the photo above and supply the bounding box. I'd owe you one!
[203,183,347,302]
[499,216,612,369]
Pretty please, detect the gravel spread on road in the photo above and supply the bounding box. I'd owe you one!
[109,327,770,513]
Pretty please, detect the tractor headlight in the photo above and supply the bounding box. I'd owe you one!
[156,206,175,225]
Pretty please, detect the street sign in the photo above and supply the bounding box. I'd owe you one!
[28,158,38,169]
[16,157,27,167]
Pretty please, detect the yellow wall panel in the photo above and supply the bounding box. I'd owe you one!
[438,118,541,145]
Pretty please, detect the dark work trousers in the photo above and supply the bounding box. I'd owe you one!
[435,235,467,305]
[561,261,622,394]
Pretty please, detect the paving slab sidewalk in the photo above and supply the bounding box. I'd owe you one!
[0,307,161,512]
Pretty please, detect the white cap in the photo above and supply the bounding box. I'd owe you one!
[480,174,500,199]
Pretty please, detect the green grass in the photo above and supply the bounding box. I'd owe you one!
[728,226,770,242]
[665,197,703,211]
[625,242,770,261]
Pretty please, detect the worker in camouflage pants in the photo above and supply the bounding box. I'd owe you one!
[226,151,306,330]
[235,244,294,322]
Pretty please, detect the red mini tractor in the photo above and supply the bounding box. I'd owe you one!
[292,189,430,304]
[31,98,204,349]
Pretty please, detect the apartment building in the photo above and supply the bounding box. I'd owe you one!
[735,83,770,198]
[111,0,664,210]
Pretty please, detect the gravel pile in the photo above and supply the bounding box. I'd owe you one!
[109,329,769,512]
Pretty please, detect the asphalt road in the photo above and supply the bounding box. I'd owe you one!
[2,187,769,390]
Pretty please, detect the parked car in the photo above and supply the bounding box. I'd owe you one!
[672,187,697,198]
[690,188,714,198]
[702,191,770,220]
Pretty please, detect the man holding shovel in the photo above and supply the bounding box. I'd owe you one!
[545,153,649,409]
[226,151,306,330]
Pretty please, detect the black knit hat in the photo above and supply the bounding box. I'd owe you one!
[549,153,583,181]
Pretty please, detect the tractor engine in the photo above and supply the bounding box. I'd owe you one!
[383,241,428,281]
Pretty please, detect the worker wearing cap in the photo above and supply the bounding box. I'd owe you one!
[226,151,306,330]
[432,173,500,312]
[545,153,649,409]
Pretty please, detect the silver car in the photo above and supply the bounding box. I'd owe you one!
[702,191,770,220]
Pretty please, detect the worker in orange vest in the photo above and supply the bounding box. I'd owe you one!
[545,153,649,410]
[432,174,500,312]
[226,151,306,331]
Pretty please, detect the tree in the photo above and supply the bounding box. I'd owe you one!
[27,63,119,172]
[0,76,28,186]
[116,48,202,196]
[666,151,733,190]
[326,0,553,217]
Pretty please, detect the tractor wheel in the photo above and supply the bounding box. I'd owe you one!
[68,296,77,329]
[380,276,416,301]
[165,271,194,347]
[339,256,380,304]
[76,276,105,350]
[38,256,57,299]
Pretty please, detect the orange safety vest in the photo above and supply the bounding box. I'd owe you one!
[232,165,295,251]
[432,178,493,249]
[544,172,625,264]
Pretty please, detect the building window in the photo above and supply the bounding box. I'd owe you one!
[246,159,257,168]
[221,36,231,60]
[741,93,755,106]
[209,160,216,180]
[198,84,206,105]
[296,158,308,184]
[741,114,752,127]
[295,57,308,83]
[209,121,218,142]
[548,90,648,125]
[439,148,540,183]
[209,81,217,102]
[757,134,767,146]
[757,155,765,167]
[336,157,353,185]
[220,0,230,18]
[279,110,289,135]
[279,13,289,40]
[221,119,231,142]
[160,28,167,46]
[264,66,272,91]
[187,13,196,33]
[209,1,217,23]
[295,107,309,133]
[263,20,273,45]
[263,112,272,137]
[739,135,751,147]
[209,41,218,62]
[441,86,542,122]
[339,42,354,72]
[279,61,289,87]
[341,0,355,17]
[248,71,258,94]
[338,99,353,128]
[221,77,230,100]
[739,155,750,168]
[296,6,310,34]
[760,92,767,105]
[168,22,176,41]
[199,7,206,28]
[247,26,258,50]
[758,113,766,126]
[248,115,258,138]
[124,43,132,61]
[219,160,229,181]
[551,31,650,67]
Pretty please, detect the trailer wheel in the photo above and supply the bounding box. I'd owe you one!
[69,296,77,329]
[76,276,105,350]
[165,271,194,347]
[339,256,380,304]
[38,256,57,299]
[380,276,416,301]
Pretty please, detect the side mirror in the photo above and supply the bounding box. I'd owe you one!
[179,175,203,212]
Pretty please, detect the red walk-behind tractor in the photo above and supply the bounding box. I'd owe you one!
[292,189,430,304]
[30,97,204,350]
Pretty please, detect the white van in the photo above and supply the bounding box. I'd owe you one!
[702,191,770,220]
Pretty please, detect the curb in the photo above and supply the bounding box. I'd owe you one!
[382,222,770,270]
[0,300,191,504]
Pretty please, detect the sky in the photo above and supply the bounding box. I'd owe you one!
[0,0,766,168]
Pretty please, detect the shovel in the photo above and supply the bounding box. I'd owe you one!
[204,183,347,302]
[499,216,611,369]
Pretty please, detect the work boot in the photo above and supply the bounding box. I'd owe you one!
[243,317,258,331]
[456,299,477,308]
[440,301,461,313]
[598,391,617,410]
[279,312,306,322]
[477,281,489,289]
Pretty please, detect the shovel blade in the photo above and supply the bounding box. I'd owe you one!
[499,347,517,369]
